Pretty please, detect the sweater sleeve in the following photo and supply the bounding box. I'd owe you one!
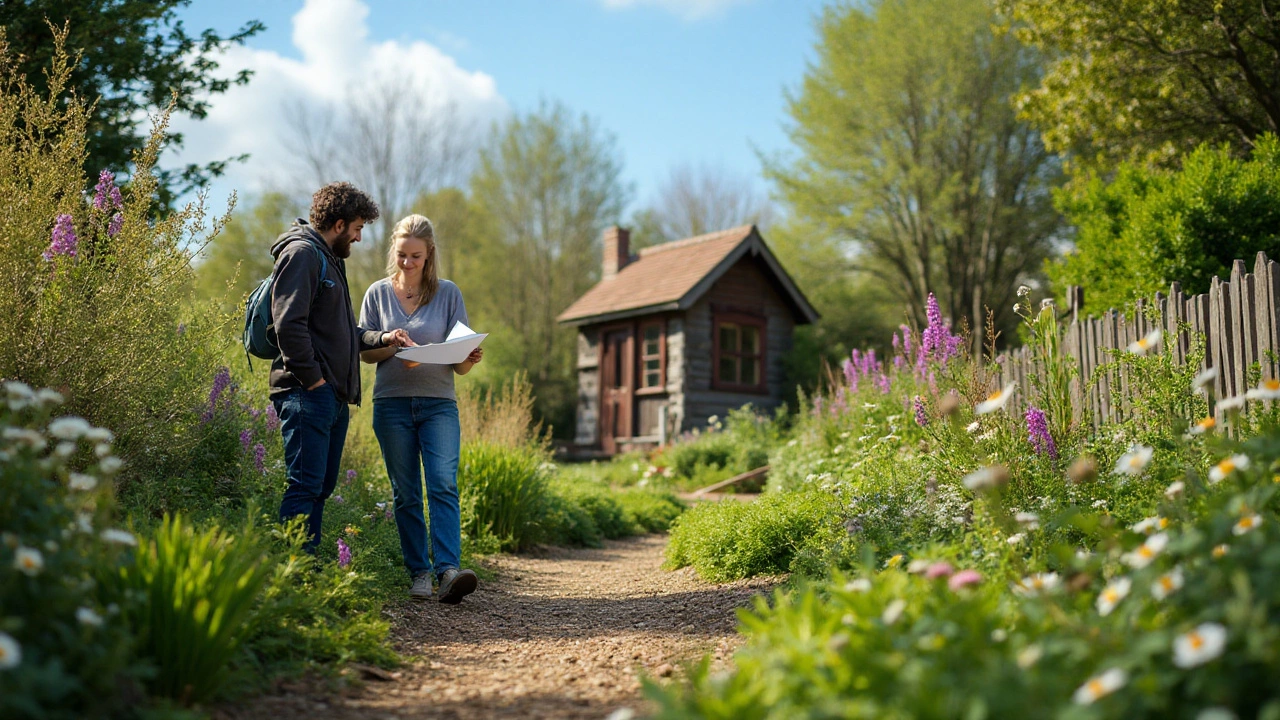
[271,245,324,389]
[357,283,386,351]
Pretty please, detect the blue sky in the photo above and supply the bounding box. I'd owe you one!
[171,0,829,217]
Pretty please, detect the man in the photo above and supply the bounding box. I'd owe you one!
[269,182,408,554]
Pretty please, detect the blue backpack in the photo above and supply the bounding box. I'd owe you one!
[242,239,335,367]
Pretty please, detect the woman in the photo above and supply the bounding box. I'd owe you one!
[359,214,482,604]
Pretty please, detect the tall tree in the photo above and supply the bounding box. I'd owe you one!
[1005,0,1280,169]
[283,72,476,286]
[629,162,774,249]
[464,101,630,435]
[0,2,262,203]
[767,0,1060,348]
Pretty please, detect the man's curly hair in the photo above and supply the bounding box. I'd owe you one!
[309,182,380,232]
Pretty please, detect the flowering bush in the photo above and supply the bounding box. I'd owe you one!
[0,383,141,719]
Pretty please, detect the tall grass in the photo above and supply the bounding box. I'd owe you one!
[458,442,550,551]
[457,371,548,449]
[112,514,269,704]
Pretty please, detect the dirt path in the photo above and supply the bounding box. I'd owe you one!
[226,534,778,720]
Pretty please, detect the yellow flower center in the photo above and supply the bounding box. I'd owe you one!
[986,390,1003,402]
[1160,577,1175,591]
[1087,679,1105,696]
[1138,338,1151,349]
[1265,380,1280,391]
[1218,460,1236,475]
[0,647,8,660]
[1138,546,1154,559]
[1198,418,1215,429]
[1129,456,1143,468]
[1239,517,1256,530]
[1213,545,1228,558]
[20,557,35,569]
[1103,589,1118,603]
[1188,633,1204,651]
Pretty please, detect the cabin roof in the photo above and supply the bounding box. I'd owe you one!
[556,224,819,327]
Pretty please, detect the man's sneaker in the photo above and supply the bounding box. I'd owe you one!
[437,568,477,605]
[409,573,434,601]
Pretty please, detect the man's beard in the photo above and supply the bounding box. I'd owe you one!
[331,227,357,258]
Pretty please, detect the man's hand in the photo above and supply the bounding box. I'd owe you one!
[307,378,327,390]
[383,329,414,347]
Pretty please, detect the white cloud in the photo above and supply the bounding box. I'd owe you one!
[600,0,753,21]
[166,0,507,205]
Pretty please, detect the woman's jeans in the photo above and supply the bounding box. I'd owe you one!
[273,384,350,555]
[372,397,462,578]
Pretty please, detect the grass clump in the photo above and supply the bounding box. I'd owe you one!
[664,489,842,582]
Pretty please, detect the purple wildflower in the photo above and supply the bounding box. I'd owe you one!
[109,186,122,208]
[842,358,858,392]
[249,408,261,420]
[107,213,123,237]
[813,395,824,418]
[43,214,78,261]
[831,387,848,417]
[209,367,231,407]
[93,170,115,211]
[913,396,928,427]
[1025,406,1057,459]
[385,506,394,521]
[176,323,186,336]
[253,442,267,474]
[337,538,352,568]
[345,469,356,483]
[239,428,253,451]
[265,404,280,432]
[333,495,344,504]
[874,373,891,394]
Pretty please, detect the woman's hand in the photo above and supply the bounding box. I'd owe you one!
[465,348,483,365]
[384,329,414,347]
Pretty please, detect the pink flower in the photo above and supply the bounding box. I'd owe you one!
[43,214,78,261]
[948,569,982,590]
[337,538,352,568]
[925,561,954,579]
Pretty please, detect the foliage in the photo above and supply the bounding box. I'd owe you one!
[664,489,844,583]
[615,489,686,534]
[109,514,269,705]
[193,191,299,315]
[0,386,140,719]
[458,100,631,437]
[0,37,235,490]
[457,371,548,450]
[1004,0,1280,171]
[1048,136,1280,314]
[0,5,262,204]
[766,0,1060,350]
[458,442,552,552]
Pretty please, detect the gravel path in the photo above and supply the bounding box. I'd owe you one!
[224,534,778,720]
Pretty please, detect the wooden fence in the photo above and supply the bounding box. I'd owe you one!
[995,251,1280,427]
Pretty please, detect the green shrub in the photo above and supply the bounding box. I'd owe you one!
[459,442,550,551]
[111,514,269,705]
[617,490,686,533]
[0,385,141,719]
[550,477,633,540]
[665,490,843,582]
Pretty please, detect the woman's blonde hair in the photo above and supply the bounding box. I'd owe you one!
[385,214,439,310]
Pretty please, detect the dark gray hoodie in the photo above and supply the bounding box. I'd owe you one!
[268,219,385,404]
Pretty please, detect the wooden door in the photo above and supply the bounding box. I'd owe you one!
[599,326,634,454]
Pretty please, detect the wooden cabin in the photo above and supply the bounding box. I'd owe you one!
[556,225,818,455]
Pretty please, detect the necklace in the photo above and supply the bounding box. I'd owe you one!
[396,278,416,299]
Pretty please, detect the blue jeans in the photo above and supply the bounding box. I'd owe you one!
[372,397,462,577]
[273,384,350,555]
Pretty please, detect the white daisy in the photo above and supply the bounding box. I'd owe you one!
[962,465,1009,491]
[881,599,907,625]
[1006,533,1025,545]
[1113,445,1154,476]
[976,383,1017,415]
[1217,395,1247,413]
[1013,572,1061,596]
[1151,567,1184,600]
[1096,577,1132,616]
[1192,367,1218,394]
[1130,516,1168,534]
[68,473,98,491]
[47,416,91,441]
[75,607,104,627]
[1016,644,1043,669]
[1164,481,1185,499]
[100,529,137,546]
[1208,454,1249,484]
[0,631,20,669]
[1128,329,1162,355]
[13,546,43,576]
[1245,378,1280,401]
[1072,668,1127,705]
[1173,623,1227,668]
[1187,417,1216,436]
[1123,533,1169,569]
[1233,514,1263,536]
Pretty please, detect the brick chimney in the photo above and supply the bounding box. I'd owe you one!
[602,225,631,279]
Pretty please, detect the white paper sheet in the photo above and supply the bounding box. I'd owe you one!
[395,322,488,365]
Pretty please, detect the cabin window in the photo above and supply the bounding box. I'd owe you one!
[713,315,765,391]
[638,321,665,391]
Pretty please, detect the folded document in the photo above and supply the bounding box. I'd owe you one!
[395,322,488,365]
